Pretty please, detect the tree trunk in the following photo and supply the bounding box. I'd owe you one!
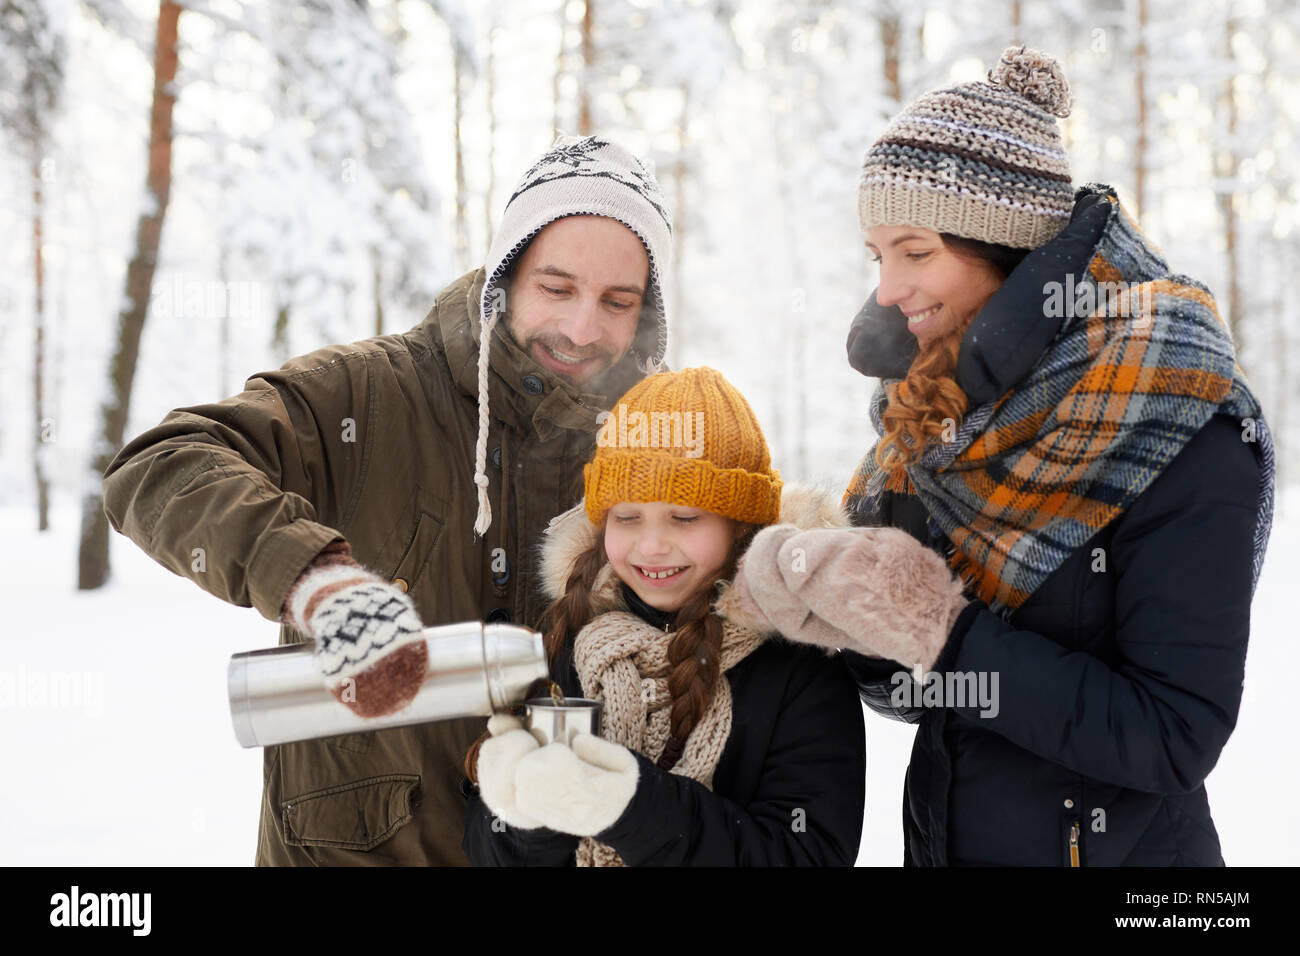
[272,300,290,363]
[218,245,231,395]
[1217,17,1241,352]
[485,23,497,240]
[33,148,50,531]
[1275,243,1293,497]
[452,45,468,272]
[1134,0,1148,219]
[553,0,565,136]
[373,249,384,337]
[78,0,182,589]
[916,11,925,76]
[880,10,901,106]
[669,92,688,369]
[578,0,593,135]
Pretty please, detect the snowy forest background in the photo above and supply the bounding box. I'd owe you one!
[2,0,1297,866]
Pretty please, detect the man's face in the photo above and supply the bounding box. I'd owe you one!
[503,215,650,389]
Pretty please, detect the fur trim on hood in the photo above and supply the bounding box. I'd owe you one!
[536,483,852,624]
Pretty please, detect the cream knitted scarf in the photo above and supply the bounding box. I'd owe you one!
[571,609,766,867]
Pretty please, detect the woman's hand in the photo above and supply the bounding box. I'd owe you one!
[723,524,971,672]
[476,714,546,830]
[513,734,640,837]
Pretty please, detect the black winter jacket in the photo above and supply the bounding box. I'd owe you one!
[840,189,1265,866]
[845,411,1259,866]
[462,591,866,866]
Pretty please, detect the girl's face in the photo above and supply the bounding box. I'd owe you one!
[604,502,741,612]
[865,225,1004,346]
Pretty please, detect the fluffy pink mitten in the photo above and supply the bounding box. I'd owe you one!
[721,525,972,672]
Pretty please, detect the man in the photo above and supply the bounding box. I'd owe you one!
[103,135,673,865]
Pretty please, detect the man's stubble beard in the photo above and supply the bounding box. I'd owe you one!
[500,309,633,396]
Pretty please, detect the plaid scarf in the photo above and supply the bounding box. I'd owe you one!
[843,190,1275,616]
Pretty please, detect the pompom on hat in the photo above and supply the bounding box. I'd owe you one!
[858,45,1075,251]
[583,367,782,527]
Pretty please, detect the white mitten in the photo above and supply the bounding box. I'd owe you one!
[476,714,545,830]
[514,734,639,837]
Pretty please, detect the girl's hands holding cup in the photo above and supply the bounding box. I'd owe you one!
[476,714,545,830]
[513,734,640,837]
[478,714,640,837]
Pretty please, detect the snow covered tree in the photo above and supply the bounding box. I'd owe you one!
[0,0,66,531]
[416,0,478,272]
[182,0,447,359]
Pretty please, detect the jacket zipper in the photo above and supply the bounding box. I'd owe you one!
[1068,820,1080,867]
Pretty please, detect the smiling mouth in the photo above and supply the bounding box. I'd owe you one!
[541,344,594,366]
[905,305,941,327]
[636,566,687,581]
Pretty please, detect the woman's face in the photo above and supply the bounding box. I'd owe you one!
[604,502,740,612]
[865,225,1004,346]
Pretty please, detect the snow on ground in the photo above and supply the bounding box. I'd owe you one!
[1,505,267,866]
[2,492,1297,866]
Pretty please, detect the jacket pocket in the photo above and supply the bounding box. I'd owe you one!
[326,731,374,754]
[281,773,421,851]
[387,499,446,611]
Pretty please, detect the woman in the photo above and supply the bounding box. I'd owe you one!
[728,46,1274,866]
[460,367,865,866]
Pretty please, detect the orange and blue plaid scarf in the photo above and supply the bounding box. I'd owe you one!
[843,191,1274,615]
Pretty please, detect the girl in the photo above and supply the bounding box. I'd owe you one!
[460,366,869,866]
[728,46,1274,866]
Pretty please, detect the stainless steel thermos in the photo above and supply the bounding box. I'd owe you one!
[227,621,548,748]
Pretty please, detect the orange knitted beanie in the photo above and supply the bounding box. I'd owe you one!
[584,367,782,526]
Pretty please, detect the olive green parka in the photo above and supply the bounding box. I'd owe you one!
[103,267,660,865]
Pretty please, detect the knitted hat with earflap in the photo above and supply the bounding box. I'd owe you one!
[472,134,673,537]
[583,367,783,528]
[858,45,1074,251]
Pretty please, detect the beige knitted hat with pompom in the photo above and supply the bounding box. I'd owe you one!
[858,45,1074,250]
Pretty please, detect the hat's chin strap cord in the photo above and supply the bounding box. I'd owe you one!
[473,309,495,538]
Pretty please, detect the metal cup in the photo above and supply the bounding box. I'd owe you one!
[522,698,603,747]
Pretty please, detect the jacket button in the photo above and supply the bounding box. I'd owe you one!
[392,578,409,593]
[486,608,512,624]
[491,445,502,468]
[522,374,544,395]
[492,556,510,586]
[1063,799,1074,809]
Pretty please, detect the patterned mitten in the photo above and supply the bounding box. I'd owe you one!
[282,541,429,718]
[514,734,639,836]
